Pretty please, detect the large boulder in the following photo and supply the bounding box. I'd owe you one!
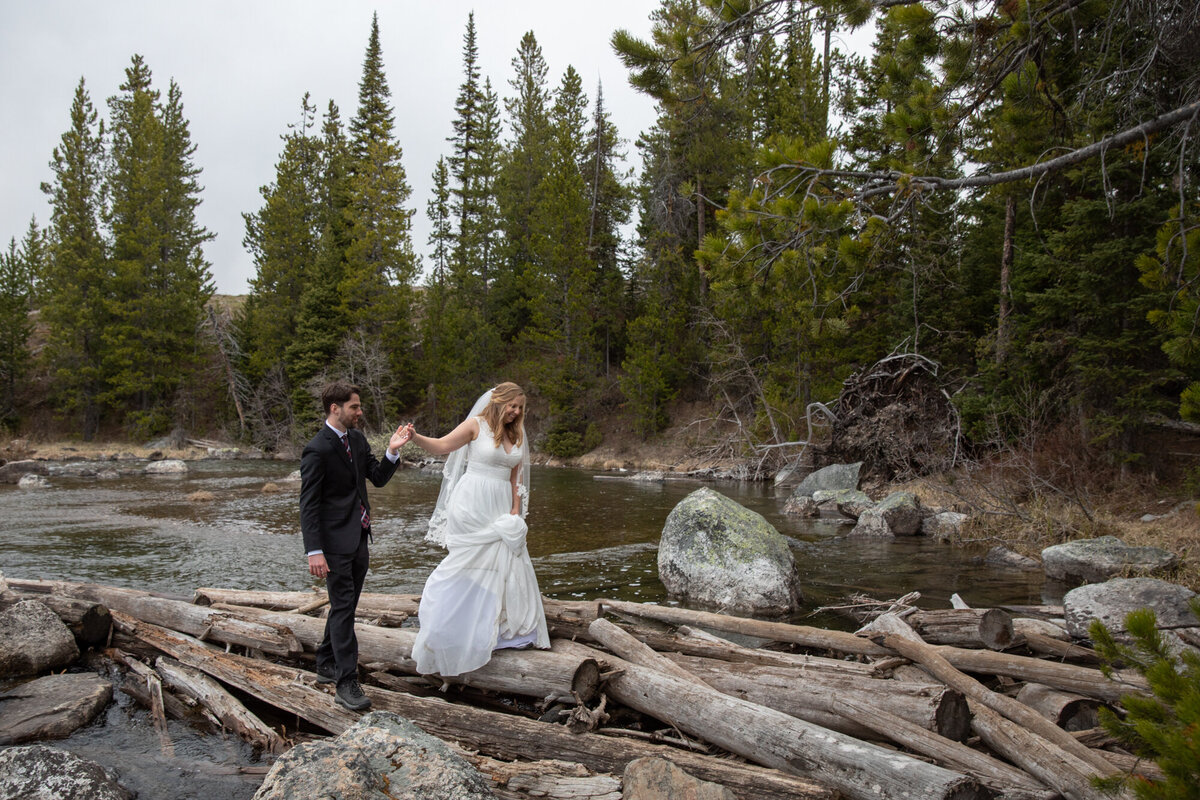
[814,489,872,519]
[0,600,79,676]
[1063,578,1198,654]
[253,711,495,800]
[984,545,1041,570]
[0,673,112,744]
[781,494,820,517]
[0,460,48,484]
[790,462,862,498]
[875,491,923,535]
[623,756,735,800]
[0,745,134,800]
[1042,536,1178,584]
[659,488,802,616]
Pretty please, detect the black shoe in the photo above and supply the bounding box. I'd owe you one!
[315,665,336,685]
[335,678,371,711]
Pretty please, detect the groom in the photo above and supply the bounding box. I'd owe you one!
[300,381,411,711]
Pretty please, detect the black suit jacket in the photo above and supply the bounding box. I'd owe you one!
[299,425,400,555]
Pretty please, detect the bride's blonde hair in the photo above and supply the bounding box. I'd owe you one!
[481,382,525,448]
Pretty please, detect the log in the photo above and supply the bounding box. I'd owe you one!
[969,700,1114,800]
[587,618,713,689]
[155,656,285,753]
[552,639,990,800]
[665,651,972,742]
[108,648,211,725]
[467,755,623,800]
[907,608,1014,650]
[865,613,1121,800]
[26,579,598,705]
[1018,631,1101,665]
[114,612,834,800]
[1014,683,1101,732]
[828,694,1053,800]
[602,597,1144,702]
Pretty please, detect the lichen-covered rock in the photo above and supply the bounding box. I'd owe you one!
[825,489,874,519]
[1042,536,1178,584]
[790,462,862,498]
[0,673,112,744]
[623,756,735,800]
[659,488,802,615]
[0,745,134,800]
[923,511,969,542]
[18,474,50,489]
[848,508,893,537]
[144,459,187,475]
[1063,578,1198,655]
[875,491,923,535]
[0,600,79,677]
[253,711,495,800]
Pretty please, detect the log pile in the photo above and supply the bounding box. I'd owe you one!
[7,577,1156,800]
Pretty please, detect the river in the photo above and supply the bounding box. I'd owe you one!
[0,457,1056,797]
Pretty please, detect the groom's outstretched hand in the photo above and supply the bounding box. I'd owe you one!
[388,422,414,456]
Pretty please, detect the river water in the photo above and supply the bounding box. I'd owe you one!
[0,457,1055,797]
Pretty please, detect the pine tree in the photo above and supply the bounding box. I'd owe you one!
[496,31,552,343]
[41,77,108,439]
[525,66,597,455]
[105,56,214,435]
[342,13,418,418]
[0,238,31,426]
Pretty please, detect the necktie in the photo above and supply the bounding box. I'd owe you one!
[340,433,370,529]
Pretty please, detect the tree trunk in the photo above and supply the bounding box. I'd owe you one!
[997,193,1015,364]
[907,608,1014,650]
[155,656,285,753]
[552,639,989,800]
[865,613,1123,800]
[1014,683,1101,732]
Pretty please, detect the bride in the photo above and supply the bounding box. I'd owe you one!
[405,382,550,676]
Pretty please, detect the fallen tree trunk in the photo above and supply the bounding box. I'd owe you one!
[108,647,215,729]
[907,608,1014,650]
[865,613,1122,800]
[828,694,1053,800]
[587,618,714,689]
[552,639,989,800]
[22,579,598,705]
[113,612,834,800]
[602,598,1144,703]
[155,656,285,753]
[666,651,971,742]
[1014,683,1101,732]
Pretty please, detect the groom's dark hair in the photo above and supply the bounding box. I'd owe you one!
[321,381,361,415]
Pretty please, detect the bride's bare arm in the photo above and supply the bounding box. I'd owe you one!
[509,463,521,515]
[410,417,479,456]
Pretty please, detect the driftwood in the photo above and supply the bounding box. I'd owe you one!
[114,612,834,800]
[109,647,214,729]
[20,580,599,706]
[1014,683,1101,732]
[155,656,285,753]
[468,754,622,800]
[552,639,988,800]
[907,608,1014,650]
[603,598,1144,703]
[665,651,972,741]
[587,617,713,689]
[865,613,1123,800]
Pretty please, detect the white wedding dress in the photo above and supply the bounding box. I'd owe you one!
[413,416,550,676]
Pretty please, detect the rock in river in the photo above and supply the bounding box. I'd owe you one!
[0,599,79,677]
[0,673,112,745]
[659,487,802,616]
[253,711,494,800]
[1042,535,1178,584]
[0,745,134,800]
[1064,577,1198,655]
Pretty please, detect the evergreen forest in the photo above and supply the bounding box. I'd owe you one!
[3,1,1198,476]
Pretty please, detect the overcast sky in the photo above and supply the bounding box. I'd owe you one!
[0,1,663,294]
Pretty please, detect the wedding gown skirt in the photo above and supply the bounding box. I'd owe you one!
[413,430,549,677]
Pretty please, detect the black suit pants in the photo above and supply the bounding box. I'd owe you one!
[316,530,369,684]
